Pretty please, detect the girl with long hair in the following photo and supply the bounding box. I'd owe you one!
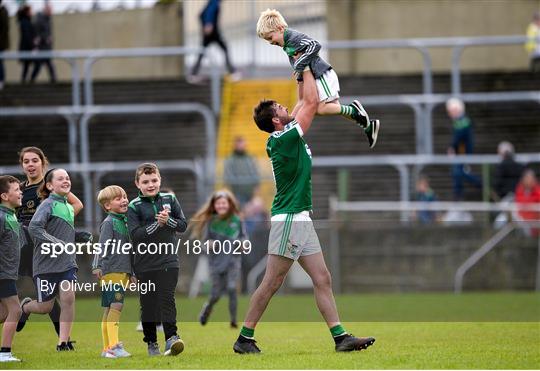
[190,190,246,328]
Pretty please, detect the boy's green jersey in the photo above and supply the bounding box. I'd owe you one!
[266,120,313,216]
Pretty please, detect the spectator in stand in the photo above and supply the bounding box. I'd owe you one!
[240,195,270,293]
[492,141,525,229]
[493,141,524,202]
[446,97,482,201]
[414,175,437,225]
[0,0,9,90]
[224,136,260,207]
[243,196,269,237]
[17,5,35,83]
[30,3,55,83]
[525,11,540,73]
[514,169,540,237]
[188,0,240,83]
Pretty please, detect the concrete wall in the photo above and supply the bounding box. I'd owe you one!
[328,0,540,74]
[336,224,538,292]
[4,2,183,82]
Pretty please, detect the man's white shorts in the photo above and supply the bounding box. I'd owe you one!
[268,211,322,260]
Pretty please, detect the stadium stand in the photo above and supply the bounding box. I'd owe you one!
[1,71,539,221]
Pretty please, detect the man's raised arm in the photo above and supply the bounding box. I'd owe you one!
[294,68,318,135]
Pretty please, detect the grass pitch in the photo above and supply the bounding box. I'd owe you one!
[3,292,539,369]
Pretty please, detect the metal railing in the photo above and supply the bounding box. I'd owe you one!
[0,160,205,231]
[0,47,222,114]
[327,35,536,96]
[2,35,538,111]
[342,91,540,155]
[2,35,539,154]
[314,153,540,217]
[329,35,540,154]
[0,103,216,229]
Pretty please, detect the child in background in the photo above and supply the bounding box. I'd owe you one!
[92,185,133,358]
[21,169,77,351]
[514,169,540,237]
[190,190,246,328]
[414,175,437,224]
[256,8,380,148]
[0,176,24,362]
[127,163,187,356]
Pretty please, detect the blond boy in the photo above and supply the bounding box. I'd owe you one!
[257,8,380,148]
[92,185,133,358]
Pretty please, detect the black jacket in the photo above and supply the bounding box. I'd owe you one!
[0,6,9,51]
[127,192,187,274]
[17,13,34,53]
[493,156,524,199]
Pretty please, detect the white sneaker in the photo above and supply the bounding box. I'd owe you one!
[109,342,131,358]
[101,349,117,359]
[0,352,21,362]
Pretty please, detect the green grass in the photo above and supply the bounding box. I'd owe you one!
[3,293,540,369]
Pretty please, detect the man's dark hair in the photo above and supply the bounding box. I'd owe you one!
[253,100,277,133]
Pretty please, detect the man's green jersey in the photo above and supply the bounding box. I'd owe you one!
[266,120,313,216]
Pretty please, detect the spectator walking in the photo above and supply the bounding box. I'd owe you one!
[0,0,9,90]
[525,11,540,73]
[17,4,35,83]
[188,0,239,83]
[224,136,260,207]
[446,97,482,200]
[30,3,55,83]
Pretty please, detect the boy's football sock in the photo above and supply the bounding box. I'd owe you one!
[107,308,121,347]
[0,347,11,353]
[238,326,255,341]
[101,312,109,350]
[330,324,348,344]
[340,105,356,121]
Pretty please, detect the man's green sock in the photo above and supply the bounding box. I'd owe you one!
[240,326,255,339]
[330,324,348,344]
[330,324,347,337]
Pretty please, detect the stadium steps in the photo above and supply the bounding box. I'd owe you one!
[1,71,538,214]
[306,72,540,209]
[0,79,212,217]
[0,79,211,106]
[215,78,296,205]
[216,78,296,158]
